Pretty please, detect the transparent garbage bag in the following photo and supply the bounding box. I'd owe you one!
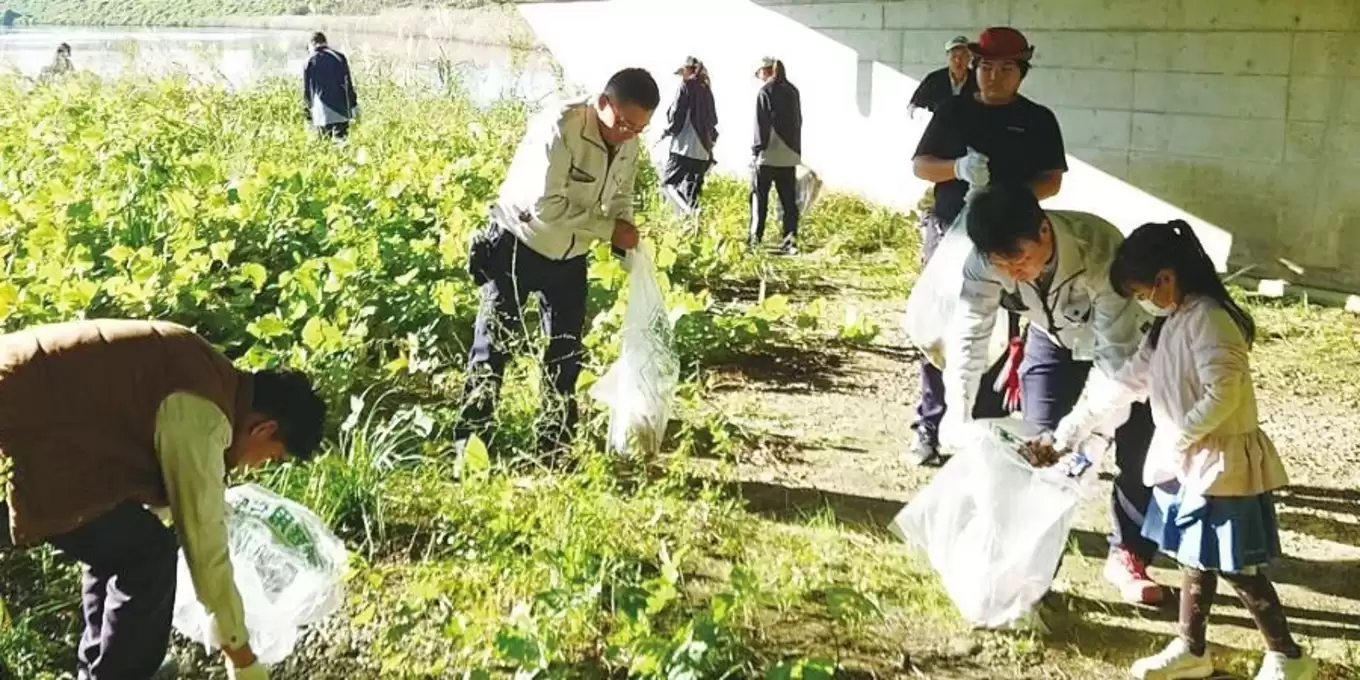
[773,164,824,221]
[590,246,681,457]
[172,483,349,664]
[889,419,1110,629]
[901,218,1009,370]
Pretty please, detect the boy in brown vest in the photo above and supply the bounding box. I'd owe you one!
[0,319,327,680]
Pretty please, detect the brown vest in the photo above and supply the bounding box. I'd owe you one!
[0,319,250,546]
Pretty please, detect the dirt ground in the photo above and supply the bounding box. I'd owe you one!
[701,254,1360,680]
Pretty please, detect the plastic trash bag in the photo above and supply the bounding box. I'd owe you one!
[591,246,681,457]
[773,164,824,221]
[172,484,349,664]
[902,218,1009,370]
[889,419,1110,629]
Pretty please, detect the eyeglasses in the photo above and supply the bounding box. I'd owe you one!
[609,101,648,135]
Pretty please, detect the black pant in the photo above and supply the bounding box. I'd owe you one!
[320,122,349,140]
[1020,328,1159,562]
[749,165,799,244]
[663,153,710,211]
[911,214,1012,441]
[44,501,178,680]
[457,231,589,452]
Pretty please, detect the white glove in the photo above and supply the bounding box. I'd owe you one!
[1053,415,1087,453]
[229,661,270,680]
[938,411,971,453]
[953,147,990,188]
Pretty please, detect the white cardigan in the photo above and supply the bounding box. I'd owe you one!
[1061,295,1289,496]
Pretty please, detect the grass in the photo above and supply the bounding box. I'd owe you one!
[7,0,507,26]
[0,68,936,678]
[1251,300,1360,402]
[2,67,1358,680]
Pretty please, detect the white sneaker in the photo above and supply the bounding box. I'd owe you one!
[1254,651,1319,680]
[1130,638,1215,679]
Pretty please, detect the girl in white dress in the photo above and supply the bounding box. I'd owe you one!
[1056,220,1317,680]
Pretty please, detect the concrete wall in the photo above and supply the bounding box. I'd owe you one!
[518,0,1360,292]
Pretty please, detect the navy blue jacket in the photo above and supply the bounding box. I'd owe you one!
[303,47,358,124]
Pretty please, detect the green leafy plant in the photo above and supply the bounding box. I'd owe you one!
[0,70,928,678]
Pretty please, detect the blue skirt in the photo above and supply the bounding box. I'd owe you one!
[1141,482,1282,573]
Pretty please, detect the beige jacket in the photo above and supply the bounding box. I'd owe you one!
[493,97,639,260]
[1061,295,1289,496]
[155,393,249,649]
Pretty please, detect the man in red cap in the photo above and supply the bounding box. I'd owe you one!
[909,27,1163,607]
[907,26,1065,465]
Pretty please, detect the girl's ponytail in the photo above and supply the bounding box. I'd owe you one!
[1170,220,1257,347]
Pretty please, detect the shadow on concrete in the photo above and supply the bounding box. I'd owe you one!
[746,0,1360,293]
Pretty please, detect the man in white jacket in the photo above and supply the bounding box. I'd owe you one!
[943,184,1163,605]
[457,68,658,458]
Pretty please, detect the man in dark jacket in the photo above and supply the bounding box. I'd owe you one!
[908,36,977,118]
[660,56,719,215]
[749,57,803,255]
[303,32,359,140]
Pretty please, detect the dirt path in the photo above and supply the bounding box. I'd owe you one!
[702,257,1360,679]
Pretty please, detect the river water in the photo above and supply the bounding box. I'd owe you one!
[0,25,557,104]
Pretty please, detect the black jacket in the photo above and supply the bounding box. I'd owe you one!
[665,78,719,152]
[752,77,802,155]
[303,47,358,121]
[909,67,977,113]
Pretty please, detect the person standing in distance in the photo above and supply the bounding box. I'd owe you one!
[748,56,803,255]
[303,32,359,140]
[907,26,1067,467]
[457,68,659,460]
[907,35,977,118]
[46,42,74,78]
[660,56,719,216]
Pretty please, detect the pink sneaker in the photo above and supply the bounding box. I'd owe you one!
[1104,547,1164,605]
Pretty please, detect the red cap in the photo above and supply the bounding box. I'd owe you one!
[969,27,1034,62]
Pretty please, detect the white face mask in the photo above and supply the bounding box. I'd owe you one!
[1137,298,1175,317]
[1138,281,1177,317]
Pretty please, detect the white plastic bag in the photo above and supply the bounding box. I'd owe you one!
[902,219,1009,369]
[773,164,824,221]
[172,484,349,664]
[591,246,681,457]
[889,419,1109,629]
